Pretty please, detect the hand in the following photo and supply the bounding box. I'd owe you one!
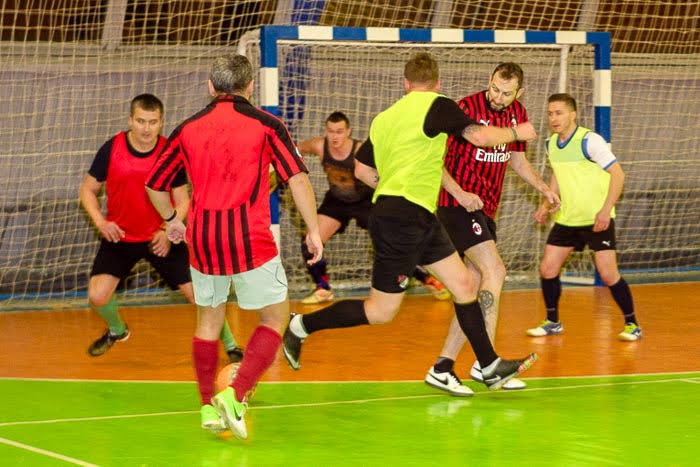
[97,219,125,243]
[456,191,483,212]
[165,218,187,244]
[534,203,550,225]
[543,189,561,213]
[304,230,324,265]
[515,121,536,142]
[593,209,611,232]
[149,229,171,257]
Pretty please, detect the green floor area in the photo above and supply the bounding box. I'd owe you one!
[1,373,698,466]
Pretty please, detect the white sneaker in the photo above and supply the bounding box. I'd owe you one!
[470,360,526,390]
[425,366,474,396]
[301,287,334,304]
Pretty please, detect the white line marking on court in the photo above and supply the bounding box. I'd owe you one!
[0,376,693,428]
[0,410,197,427]
[1,369,698,385]
[0,436,99,466]
[680,378,700,384]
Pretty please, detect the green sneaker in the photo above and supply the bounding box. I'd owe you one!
[200,404,226,433]
[212,387,248,439]
[618,322,642,341]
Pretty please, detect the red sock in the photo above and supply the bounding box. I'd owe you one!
[232,326,281,402]
[192,336,219,405]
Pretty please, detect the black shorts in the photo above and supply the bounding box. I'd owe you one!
[317,191,373,233]
[546,220,617,252]
[90,239,191,290]
[437,207,497,255]
[369,196,456,293]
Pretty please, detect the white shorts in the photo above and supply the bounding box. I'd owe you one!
[190,255,288,309]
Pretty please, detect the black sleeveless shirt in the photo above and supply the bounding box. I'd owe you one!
[322,138,373,203]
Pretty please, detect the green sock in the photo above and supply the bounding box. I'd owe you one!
[220,320,238,351]
[91,295,125,335]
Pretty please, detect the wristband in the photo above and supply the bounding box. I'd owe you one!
[164,210,177,222]
[510,127,518,141]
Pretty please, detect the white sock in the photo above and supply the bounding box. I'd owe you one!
[482,357,501,375]
[289,314,308,338]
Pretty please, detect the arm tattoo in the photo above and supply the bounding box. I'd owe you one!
[463,124,480,137]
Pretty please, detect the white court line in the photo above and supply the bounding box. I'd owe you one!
[680,378,700,384]
[1,369,699,385]
[0,436,99,467]
[0,376,694,428]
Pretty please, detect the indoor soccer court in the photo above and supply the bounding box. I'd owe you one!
[2,1,699,465]
[1,283,698,466]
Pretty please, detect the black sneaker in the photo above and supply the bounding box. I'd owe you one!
[282,313,304,370]
[227,346,244,363]
[481,353,537,391]
[87,327,130,356]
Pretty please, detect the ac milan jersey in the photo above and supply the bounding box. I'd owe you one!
[439,90,529,218]
[88,131,186,242]
[146,95,308,275]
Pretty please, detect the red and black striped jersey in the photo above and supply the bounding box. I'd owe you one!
[439,90,529,218]
[146,95,307,275]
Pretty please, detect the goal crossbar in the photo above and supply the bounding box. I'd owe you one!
[256,26,611,141]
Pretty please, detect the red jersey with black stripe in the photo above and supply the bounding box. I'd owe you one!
[146,95,307,275]
[439,90,529,218]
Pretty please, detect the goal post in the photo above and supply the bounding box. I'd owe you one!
[256,26,610,138]
[242,25,611,292]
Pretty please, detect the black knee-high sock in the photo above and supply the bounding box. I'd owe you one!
[301,300,368,334]
[609,277,637,325]
[412,265,430,283]
[454,301,498,367]
[301,238,329,289]
[541,276,561,322]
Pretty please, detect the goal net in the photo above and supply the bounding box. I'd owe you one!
[241,28,603,293]
[1,1,698,308]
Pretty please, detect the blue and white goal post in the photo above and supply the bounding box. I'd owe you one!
[246,26,610,284]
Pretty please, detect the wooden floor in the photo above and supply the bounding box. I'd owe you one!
[1,282,698,382]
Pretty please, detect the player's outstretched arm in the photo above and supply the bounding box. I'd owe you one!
[297,137,323,158]
[462,121,536,147]
[510,152,560,211]
[287,172,323,264]
[79,174,124,242]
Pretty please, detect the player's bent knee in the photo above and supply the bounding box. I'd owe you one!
[599,271,620,286]
[540,263,559,279]
[364,303,399,325]
[88,290,112,308]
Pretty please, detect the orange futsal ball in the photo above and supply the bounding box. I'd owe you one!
[216,363,241,393]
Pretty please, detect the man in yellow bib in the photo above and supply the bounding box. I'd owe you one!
[527,93,642,341]
[282,53,539,393]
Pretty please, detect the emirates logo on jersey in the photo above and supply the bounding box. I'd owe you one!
[472,221,483,236]
[397,274,410,289]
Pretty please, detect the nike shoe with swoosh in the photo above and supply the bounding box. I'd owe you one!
[424,366,474,396]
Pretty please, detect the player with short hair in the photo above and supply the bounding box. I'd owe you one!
[79,94,242,361]
[424,63,561,393]
[146,54,321,440]
[526,93,641,341]
[282,53,538,395]
[298,111,450,304]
